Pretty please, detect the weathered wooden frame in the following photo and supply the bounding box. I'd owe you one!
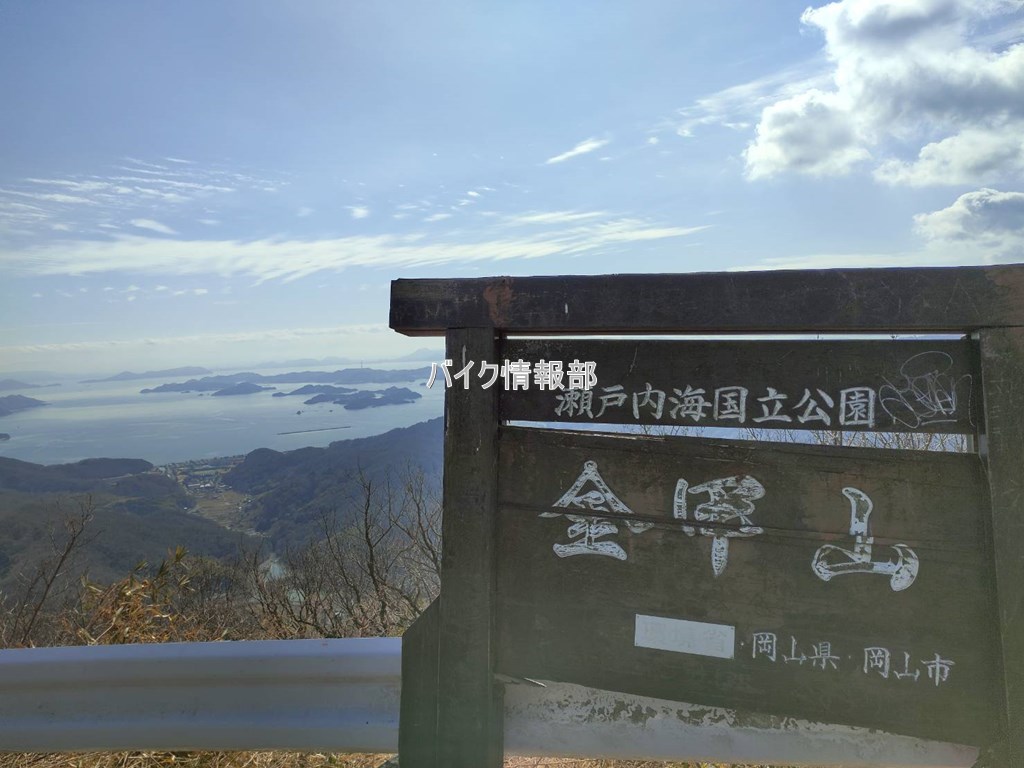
[390,265,1024,768]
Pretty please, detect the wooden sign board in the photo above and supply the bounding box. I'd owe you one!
[501,339,977,433]
[495,426,1000,746]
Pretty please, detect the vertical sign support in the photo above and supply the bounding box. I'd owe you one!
[979,327,1024,768]
[438,327,504,766]
[399,327,503,767]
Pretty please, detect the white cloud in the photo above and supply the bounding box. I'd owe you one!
[504,210,608,225]
[0,323,389,356]
[26,178,109,193]
[744,90,870,178]
[0,189,96,205]
[0,216,707,282]
[297,206,314,217]
[913,188,1024,259]
[752,187,1024,268]
[672,62,830,138]
[545,137,610,165]
[874,125,1024,185]
[130,219,177,235]
[423,213,452,222]
[193,288,209,296]
[742,0,1024,184]
[2,160,281,239]
[348,205,370,219]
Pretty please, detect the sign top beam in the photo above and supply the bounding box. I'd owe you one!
[390,264,1024,336]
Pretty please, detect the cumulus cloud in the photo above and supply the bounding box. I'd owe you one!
[914,188,1024,258]
[744,90,870,178]
[545,137,610,164]
[742,0,1024,185]
[348,205,370,219]
[875,125,1024,186]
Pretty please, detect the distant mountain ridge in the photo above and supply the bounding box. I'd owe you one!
[0,379,38,392]
[141,367,430,393]
[82,367,213,383]
[0,456,157,493]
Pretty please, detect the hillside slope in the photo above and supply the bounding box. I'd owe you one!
[224,417,442,545]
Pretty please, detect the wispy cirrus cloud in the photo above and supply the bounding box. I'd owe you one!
[504,210,608,225]
[671,62,829,139]
[130,219,177,235]
[0,158,281,239]
[0,214,708,283]
[544,137,610,165]
[0,323,389,356]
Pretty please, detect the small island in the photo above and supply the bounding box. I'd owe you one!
[273,384,357,398]
[0,395,47,418]
[211,382,275,397]
[304,386,421,410]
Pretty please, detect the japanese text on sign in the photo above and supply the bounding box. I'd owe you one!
[428,359,597,391]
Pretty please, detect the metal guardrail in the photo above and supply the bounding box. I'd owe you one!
[0,638,401,752]
[0,638,980,765]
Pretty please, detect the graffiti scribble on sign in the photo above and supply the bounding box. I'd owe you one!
[674,475,765,577]
[811,487,919,591]
[542,460,653,560]
[879,351,972,428]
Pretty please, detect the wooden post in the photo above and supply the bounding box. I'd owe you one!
[399,599,439,767]
[432,327,503,767]
[979,327,1024,768]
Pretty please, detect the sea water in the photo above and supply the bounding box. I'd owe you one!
[0,366,445,466]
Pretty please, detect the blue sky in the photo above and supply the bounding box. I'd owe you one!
[2,0,1023,376]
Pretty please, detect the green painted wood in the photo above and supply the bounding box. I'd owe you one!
[390,264,1024,336]
[435,328,503,767]
[500,338,977,434]
[495,426,1000,746]
[979,327,1024,768]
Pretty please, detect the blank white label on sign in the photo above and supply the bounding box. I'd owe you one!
[634,614,735,659]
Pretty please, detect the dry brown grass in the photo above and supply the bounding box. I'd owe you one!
[0,754,392,768]
[0,757,745,768]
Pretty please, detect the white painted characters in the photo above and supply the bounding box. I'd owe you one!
[542,460,653,560]
[811,487,919,591]
[674,475,765,577]
[542,461,766,574]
